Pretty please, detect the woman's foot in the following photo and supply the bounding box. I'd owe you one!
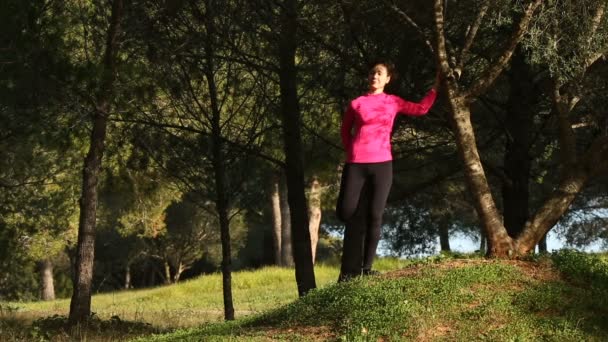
[338,272,358,282]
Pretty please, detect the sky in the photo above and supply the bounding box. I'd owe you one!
[370,230,607,258]
[328,222,607,258]
[433,230,605,255]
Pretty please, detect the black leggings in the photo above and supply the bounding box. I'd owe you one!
[336,161,392,280]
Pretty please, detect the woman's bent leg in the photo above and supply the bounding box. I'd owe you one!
[336,164,367,281]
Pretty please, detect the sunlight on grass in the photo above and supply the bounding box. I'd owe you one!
[2,265,340,329]
[3,253,608,341]
[137,252,608,342]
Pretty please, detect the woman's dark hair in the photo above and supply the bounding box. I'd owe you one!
[367,59,398,83]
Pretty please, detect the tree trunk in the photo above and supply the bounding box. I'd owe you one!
[173,262,185,283]
[432,0,542,258]
[434,0,512,257]
[515,168,589,254]
[503,50,534,238]
[510,3,608,253]
[448,94,514,256]
[124,264,131,289]
[271,174,282,266]
[164,261,171,284]
[147,261,156,287]
[204,0,235,320]
[438,223,451,252]
[515,134,608,254]
[538,233,547,253]
[479,231,487,254]
[39,259,55,301]
[278,0,316,296]
[69,0,123,325]
[209,74,235,321]
[308,177,322,264]
[279,176,293,267]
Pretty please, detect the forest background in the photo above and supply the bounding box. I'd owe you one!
[1,0,607,324]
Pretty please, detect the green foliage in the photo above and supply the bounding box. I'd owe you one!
[0,231,38,301]
[552,249,608,297]
[0,0,87,302]
[524,0,608,82]
[556,200,608,248]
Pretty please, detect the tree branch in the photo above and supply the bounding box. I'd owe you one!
[587,2,606,46]
[433,0,454,79]
[582,135,608,177]
[583,1,606,69]
[338,0,370,62]
[553,82,580,168]
[384,1,434,54]
[463,0,543,100]
[112,116,286,168]
[455,1,490,79]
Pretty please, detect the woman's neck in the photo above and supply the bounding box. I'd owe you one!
[367,88,384,95]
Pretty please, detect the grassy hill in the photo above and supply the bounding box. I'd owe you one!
[1,251,607,341]
[2,264,342,329]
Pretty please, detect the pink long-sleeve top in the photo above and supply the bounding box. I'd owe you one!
[341,89,437,163]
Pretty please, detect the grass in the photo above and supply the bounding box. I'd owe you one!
[0,264,341,341]
[137,251,608,342]
[12,265,339,323]
[1,252,607,341]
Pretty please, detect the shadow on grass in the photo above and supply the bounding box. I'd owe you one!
[0,313,167,342]
[505,251,608,340]
[513,281,608,340]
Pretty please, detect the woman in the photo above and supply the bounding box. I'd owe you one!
[336,61,439,281]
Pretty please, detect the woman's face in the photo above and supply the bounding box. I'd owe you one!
[368,64,391,92]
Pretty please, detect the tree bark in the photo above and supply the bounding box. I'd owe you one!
[173,262,185,283]
[538,233,547,253]
[438,223,451,252]
[462,0,544,99]
[124,264,131,289]
[271,174,282,266]
[278,0,316,296]
[164,261,172,284]
[502,50,535,238]
[510,137,606,255]
[279,176,294,267]
[479,231,487,254]
[308,177,322,264]
[516,168,590,254]
[448,96,514,256]
[204,0,235,320]
[39,259,55,301]
[69,0,123,325]
[513,31,608,255]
